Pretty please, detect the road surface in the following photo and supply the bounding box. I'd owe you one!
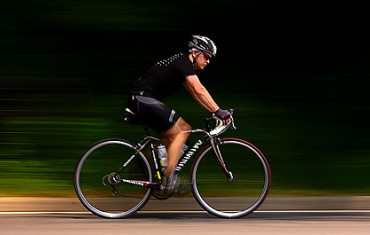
[1,211,370,234]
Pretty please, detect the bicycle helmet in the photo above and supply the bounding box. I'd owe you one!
[188,35,217,57]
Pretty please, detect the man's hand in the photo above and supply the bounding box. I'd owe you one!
[215,108,232,125]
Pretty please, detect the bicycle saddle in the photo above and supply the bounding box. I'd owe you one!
[124,108,143,125]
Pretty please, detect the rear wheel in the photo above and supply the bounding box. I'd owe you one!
[191,138,271,218]
[74,139,152,218]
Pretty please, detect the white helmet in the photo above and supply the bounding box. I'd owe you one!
[188,35,217,57]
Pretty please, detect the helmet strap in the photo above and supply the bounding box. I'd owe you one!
[191,50,202,68]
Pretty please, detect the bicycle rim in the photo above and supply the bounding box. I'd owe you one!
[191,138,271,218]
[74,139,152,218]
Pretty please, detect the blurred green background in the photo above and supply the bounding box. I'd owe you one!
[1,0,369,196]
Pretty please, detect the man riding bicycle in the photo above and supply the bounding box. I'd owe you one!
[127,35,232,192]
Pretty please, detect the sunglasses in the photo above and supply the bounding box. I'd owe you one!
[202,53,212,60]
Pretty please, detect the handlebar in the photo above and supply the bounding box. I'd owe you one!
[183,109,236,137]
[209,109,236,136]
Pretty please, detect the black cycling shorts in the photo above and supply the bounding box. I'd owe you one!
[127,95,180,133]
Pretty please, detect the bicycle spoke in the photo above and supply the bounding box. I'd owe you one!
[74,139,152,218]
[192,138,270,218]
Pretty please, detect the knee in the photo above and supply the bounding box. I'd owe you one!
[177,118,191,132]
[161,118,191,139]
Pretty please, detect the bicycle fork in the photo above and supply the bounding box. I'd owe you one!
[210,138,234,181]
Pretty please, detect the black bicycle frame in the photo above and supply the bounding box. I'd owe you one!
[117,132,233,189]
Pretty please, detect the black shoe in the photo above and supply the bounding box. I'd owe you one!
[176,179,191,194]
[164,173,179,194]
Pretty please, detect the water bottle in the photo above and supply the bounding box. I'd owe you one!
[157,144,168,168]
[180,144,188,157]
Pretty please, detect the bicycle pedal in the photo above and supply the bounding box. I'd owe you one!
[176,180,191,194]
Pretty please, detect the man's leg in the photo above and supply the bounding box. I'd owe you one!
[161,117,191,177]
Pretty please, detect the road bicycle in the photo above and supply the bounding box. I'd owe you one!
[74,109,271,218]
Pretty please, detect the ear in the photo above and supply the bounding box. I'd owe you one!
[191,49,199,57]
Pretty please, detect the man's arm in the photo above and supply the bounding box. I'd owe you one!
[184,75,220,113]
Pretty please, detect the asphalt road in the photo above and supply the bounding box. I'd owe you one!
[1,211,370,234]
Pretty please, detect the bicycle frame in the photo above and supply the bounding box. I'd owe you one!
[75,108,271,219]
[116,116,236,189]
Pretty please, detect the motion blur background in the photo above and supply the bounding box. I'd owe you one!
[1,0,369,196]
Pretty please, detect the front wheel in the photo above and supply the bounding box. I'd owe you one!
[191,138,271,218]
[74,139,152,218]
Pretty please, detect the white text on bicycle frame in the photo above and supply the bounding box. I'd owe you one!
[175,140,203,172]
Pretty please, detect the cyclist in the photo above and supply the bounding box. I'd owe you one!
[127,35,232,191]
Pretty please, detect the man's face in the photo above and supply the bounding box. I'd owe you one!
[194,52,212,70]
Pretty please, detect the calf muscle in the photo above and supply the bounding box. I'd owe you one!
[161,118,191,177]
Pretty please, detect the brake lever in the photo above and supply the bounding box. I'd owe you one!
[230,117,237,130]
[228,109,236,130]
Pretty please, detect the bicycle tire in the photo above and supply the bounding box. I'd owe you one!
[191,138,271,218]
[74,139,152,218]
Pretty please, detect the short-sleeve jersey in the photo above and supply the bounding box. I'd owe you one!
[129,53,195,101]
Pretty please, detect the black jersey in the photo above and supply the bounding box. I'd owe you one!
[129,53,196,101]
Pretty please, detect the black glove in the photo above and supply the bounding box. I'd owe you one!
[215,108,231,124]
